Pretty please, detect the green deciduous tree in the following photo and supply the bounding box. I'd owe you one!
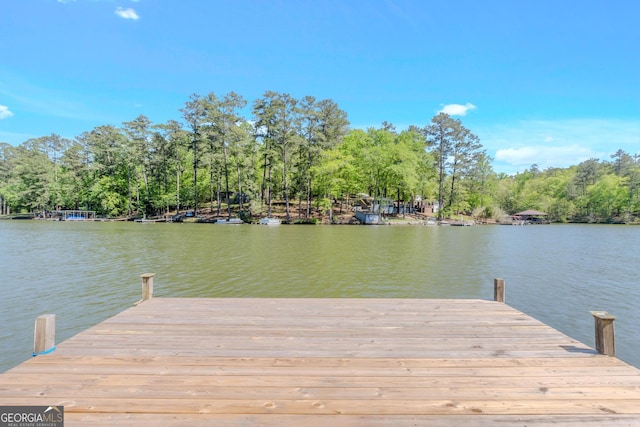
[12,89,640,225]
[216,92,248,218]
[80,125,129,215]
[181,94,207,214]
[0,143,19,214]
[586,174,629,221]
[424,113,484,219]
[123,115,154,215]
[13,138,54,214]
[296,97,349,218]
[154,120,189,214]
[59,139,91,210]
[253,91,300,219]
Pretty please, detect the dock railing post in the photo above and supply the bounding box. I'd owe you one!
[33,314,56,356]
[494,278,505,303]
[135,273,156,305]
[590,311,616,356]
[141,273,155,301]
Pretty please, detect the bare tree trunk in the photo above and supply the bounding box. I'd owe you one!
[127,164,133,216]
[236,163,243,211]
[306,176,312,218]
[267,166,273,217]
[223,144,231,219]
[209,157,215,213]
[176,168,181,213]
[216,169,222,217]
[193,138,198,214]
[283,143,290,222]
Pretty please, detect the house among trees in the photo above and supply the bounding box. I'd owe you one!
[416,199,440,215]
[513,210,549,224]
[2,89,638,224]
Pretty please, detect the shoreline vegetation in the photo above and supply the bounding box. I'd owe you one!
[1,91,639,225]
[1,200,633,225]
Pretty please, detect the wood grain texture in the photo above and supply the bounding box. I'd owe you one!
[2,298,640,426]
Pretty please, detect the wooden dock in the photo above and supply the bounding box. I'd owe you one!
[2,296,640,426]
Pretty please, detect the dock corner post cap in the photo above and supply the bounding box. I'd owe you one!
[590,311,616,357]
[140,273,155,302]
[33,314,56,356]
[494,278,505,303]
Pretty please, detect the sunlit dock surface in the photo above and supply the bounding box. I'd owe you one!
[2,298,640,426]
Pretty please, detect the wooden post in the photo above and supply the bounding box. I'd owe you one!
[591,311,616,356]
[33,314,55,356]
[141,273,155,301]
[494,278,505,303]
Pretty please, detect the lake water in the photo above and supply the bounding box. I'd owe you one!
[1,221,639,372]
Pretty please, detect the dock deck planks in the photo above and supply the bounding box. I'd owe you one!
[2,298,640,426]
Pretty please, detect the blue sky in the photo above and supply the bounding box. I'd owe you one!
[1,0,638,174]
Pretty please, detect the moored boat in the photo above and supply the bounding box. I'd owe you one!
[259,217,281,225]
[216,218,243,224]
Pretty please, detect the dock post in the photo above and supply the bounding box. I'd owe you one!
[33,314,56,356]
[591,311,616,356]
[494,278,505,303]
[141,273,155,301]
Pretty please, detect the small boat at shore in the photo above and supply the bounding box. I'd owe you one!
[259,217,281,226]
[135,218,156,223]
[450,221,474,226]
[216,218,243,224]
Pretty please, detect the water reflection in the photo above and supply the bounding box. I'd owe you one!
[1,221,638,371]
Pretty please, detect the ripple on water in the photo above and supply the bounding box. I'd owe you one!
[1,222,639,371]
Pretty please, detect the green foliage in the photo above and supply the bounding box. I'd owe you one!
[493,159,640,223]
[315,197,332,215]
[423,113,486,218]
[472,205,507,222]
[3,91,639,224]
[586,174,629,221]
[90,175,127,217]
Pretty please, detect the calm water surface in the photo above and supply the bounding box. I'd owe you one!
[1,221,639,372]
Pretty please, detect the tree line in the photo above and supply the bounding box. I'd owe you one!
[1,91,639,223]
[495,152,640,223]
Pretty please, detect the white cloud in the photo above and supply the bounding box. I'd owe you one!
[115,7,139,20]
[439,103,477,116]
[0,105,14,119]
[479,118,640,174]
[57,0,76,3]
[495,145,600,169]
